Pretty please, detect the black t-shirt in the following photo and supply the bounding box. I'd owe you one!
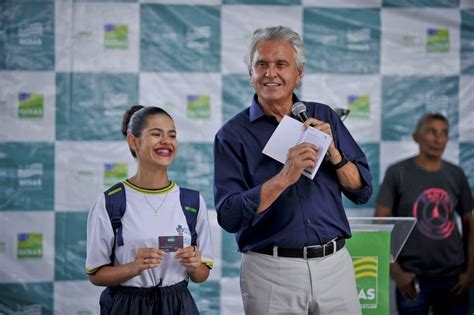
[377,157,472,278]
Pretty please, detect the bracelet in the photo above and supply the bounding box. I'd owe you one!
[333,150,349,170]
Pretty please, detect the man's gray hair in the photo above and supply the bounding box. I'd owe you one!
[244,25,306,73]
[414,112,449,134]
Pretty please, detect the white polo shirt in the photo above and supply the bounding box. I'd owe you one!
[86,180,214,287]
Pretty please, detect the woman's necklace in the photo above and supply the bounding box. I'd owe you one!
[143,192,168,217]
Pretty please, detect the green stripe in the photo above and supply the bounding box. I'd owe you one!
[184,206,197,213]
[107,187,122,196]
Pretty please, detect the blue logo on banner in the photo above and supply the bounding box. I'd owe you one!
[18,233,28,241]
[104,24,115,32]
[18,93,29,101]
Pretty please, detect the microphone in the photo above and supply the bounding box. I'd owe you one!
[291,102,309,122]
[292,101,331,162]
[334,108,350,121]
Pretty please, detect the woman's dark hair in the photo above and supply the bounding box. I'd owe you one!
[121,105,173,158]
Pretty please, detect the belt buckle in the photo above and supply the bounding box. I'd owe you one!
[272,246,278,258]
[322,239,338,257]
[303,245,322,259]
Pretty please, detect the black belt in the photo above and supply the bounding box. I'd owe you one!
[253,238,345,259]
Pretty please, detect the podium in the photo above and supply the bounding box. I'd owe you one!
[345,217,416,315]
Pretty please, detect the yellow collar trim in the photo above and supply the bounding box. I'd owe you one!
[124,180,176,194]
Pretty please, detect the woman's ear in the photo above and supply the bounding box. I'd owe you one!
[127,134,137,152]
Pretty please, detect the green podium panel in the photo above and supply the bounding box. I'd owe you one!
[346,231,391,315]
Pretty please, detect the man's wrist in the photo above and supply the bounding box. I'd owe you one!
[274,171,294,190]
[331,149,349,170]
[327,147,339,162]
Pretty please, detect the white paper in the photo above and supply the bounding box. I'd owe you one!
[262,115,332,179]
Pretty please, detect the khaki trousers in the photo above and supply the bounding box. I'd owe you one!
[240,247,361,315]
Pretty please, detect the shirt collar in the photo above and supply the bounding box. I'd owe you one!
[249,93,301,123]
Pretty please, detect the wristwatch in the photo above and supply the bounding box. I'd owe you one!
[332,150,349,170]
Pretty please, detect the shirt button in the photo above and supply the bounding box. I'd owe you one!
[306,219,311,224]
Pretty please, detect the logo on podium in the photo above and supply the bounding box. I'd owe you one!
[353,256,378,309]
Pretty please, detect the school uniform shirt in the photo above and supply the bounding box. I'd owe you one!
[85,180,214,287]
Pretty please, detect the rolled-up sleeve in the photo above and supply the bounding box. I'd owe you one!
[342,158,372,204]
[332,112,373,205]
[213,133,261,233]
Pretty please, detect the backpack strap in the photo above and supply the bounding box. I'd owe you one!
[104,182,126,264]
[179,187,200,246]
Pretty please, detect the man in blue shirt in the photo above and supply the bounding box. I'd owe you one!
[214,25,372,314]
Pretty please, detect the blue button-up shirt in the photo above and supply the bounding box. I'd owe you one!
[213,94,372,252]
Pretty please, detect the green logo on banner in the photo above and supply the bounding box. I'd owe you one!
[187,95,211,120]
[104,24,128,49]
[353,256,378,309]
[348,95,370,120]
[18,92,44,119]
[18,22,43,46]
[426,28,449,53]
[17,233,43,259]
[104,163,128,189]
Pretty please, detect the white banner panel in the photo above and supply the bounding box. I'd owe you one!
[55,2,139,73]
[381,8,460,75]
[140,72,222,142]
[0,72,56,142]
[302,74,381,142]
[0,212,55,283]
[54,141,137,211]
[460,75,474,142]
[54,281,104,315]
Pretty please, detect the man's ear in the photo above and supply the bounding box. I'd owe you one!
[298,64,305,78]
[412,132,419,144]
[249,70,256,87]
[296,64,305,85]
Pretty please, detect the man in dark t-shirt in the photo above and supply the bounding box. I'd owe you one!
[375,113,473,315]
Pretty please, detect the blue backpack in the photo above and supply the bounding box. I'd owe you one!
[104,182,200,263]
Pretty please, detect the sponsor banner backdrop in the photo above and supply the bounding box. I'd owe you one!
[0,1,473,314]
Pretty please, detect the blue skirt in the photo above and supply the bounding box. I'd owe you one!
[100,280,199,315]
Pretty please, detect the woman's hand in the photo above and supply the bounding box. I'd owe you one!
[131,247,166,276]
[175,245,210,283]
[89,247,166,287]
[175,245,202,272]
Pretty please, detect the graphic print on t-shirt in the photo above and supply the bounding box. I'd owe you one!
[412,188,455,240]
